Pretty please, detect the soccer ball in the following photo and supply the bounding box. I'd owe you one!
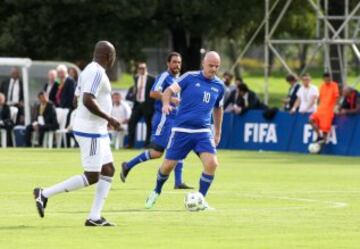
[308,142,321,154]
[184,192,205,211]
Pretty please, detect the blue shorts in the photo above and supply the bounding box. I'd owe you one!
[165,130,216,160]
[150,112,173,150]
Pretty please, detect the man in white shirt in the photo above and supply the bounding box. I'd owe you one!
[33,41,121,226]
[1,67,23,106]
[0,67,24,124]
[110,91,131,148]
[290,73,319,114]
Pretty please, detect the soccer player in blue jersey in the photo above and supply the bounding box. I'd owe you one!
[120,52,193,189]
[145,51,225,210]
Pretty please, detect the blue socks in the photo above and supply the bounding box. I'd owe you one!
[174,160,184,186]
[126,150,151,169]
[154,170,169,194]
[199,172,214,197]
[127,152,185,187]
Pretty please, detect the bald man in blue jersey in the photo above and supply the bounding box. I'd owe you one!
[145,51,225,210]
[120,52,192,189]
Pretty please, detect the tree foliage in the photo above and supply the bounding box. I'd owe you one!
[0,0,317,71]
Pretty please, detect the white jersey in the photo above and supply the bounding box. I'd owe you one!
[73,62,112,135]
[296,84,319,113]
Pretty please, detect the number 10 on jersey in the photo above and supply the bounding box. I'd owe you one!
[203,91,211,103]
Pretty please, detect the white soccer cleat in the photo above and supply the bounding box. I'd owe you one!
[199,199,216,211]
[145,191,159,209]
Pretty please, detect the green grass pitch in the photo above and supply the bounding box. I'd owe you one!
[1,149,360,249]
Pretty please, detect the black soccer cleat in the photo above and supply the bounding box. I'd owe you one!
[174,183,194,190]
[120,162,130,183]
[85,217,115,227]
[33,188,48,218]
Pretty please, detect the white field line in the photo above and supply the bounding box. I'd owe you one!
[241,194,348,209]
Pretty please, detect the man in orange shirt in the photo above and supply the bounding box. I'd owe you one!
[310,73,340,144]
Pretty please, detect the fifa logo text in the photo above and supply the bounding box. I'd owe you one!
[303,124,337,144]
[244,123,277,143]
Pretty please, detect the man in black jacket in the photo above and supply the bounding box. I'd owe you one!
[0,93,14,146]
[127,62,155,148]
[55,64,76,109]
[283,74,301,111]
[25,91,59,147]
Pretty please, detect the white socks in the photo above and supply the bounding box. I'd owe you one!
[88,175,112,220]
[42,175,89,198]
[41,174,113,221]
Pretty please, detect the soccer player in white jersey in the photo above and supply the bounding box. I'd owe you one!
[33,41,121,226]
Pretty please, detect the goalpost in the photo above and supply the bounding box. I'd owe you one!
[0,57,32,125]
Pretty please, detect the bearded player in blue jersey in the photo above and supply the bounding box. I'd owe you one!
[145,51,225,210]
[120,52,193,189]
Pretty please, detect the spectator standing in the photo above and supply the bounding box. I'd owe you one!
[68,67,79,83]
[0,93,14,146]
[310,73,339,144]
[283,74,301,111]
[43,69,59,105]
[125,85,135,104]
[55,64,76,109]
[25,91,59,147]
[127,62,155,148]
[223,72,236,112]
[0,67,24,124]
[339,86,360,115]
[224,84,241,113]
[290,74,319,114]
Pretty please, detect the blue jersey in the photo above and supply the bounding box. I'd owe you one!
[173,71,225,129]
[150,71,179,149]
[151,71,178,119]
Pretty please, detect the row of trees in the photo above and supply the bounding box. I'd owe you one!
[0,0,357,75]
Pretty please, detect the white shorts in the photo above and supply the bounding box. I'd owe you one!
[75,135,113,172]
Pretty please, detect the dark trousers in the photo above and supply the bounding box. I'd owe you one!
[0,124,13,146]
[128,104,153,147]
[25,125,52,147]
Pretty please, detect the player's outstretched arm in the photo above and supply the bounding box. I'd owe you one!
[83,93,120,130]
[213,107,223,146]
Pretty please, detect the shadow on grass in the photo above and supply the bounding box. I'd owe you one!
[56,209,186,214]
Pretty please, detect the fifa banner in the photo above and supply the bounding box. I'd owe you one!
[218,111,360,156]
